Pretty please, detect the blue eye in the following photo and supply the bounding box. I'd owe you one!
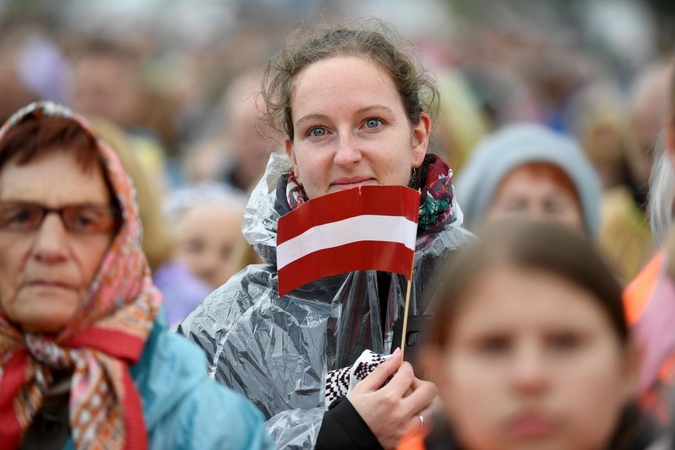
[309,127,326,137]
[365,118,382,129]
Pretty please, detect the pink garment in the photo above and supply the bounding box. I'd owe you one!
[633,262,675,394]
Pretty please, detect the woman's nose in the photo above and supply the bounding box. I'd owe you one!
[333,134,362,168]
[32,214,69,263]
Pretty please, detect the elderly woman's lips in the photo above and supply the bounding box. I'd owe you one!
[27,281,74,290]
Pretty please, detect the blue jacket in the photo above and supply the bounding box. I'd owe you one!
[64,315,274,450]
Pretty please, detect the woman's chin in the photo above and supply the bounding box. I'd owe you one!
[11,291,82,334]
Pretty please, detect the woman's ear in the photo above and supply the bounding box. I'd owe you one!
[412,113,431,168]
[285,137,302,185]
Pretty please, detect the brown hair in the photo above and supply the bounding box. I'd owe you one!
[498,162,583,212]
[0,116,101,172]
[261,19,440,142]
[426,220,628,350]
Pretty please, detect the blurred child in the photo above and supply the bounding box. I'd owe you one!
[165,182,246,290]
[400,220,665,450]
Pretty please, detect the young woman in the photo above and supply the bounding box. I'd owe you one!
[179,21,472,449]
[400,220,666,450]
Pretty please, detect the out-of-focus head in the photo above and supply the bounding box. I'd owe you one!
[220,71,274,191]
[261,20,438,199]
[423,220,637,450]
[90,118,173,270]
[165,183,245,289]
[69,40,142,130]
[0,103,123,334]
[457,123,601,237]
[629,60,674,174]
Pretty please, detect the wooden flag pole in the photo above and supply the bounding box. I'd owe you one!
[400,188,420,361]
[400,265,415,361]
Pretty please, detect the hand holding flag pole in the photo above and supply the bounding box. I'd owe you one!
[277,187,421,359]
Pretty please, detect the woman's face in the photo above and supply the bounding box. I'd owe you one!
[0,151,114,334]
[486,165,584,232]
[432,266,636,450]
[175,203,243,289]
[285,56,430,199]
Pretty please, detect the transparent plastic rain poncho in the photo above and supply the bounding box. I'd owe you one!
[179,154,473,449]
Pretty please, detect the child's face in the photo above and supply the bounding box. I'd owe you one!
[431,266,636,450]
[175,203,243,289]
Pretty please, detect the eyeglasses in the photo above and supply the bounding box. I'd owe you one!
[0,202,122,234]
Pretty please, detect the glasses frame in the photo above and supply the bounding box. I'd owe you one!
[0,201,123,235]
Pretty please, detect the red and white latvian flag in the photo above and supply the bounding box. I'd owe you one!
[277,185,420,297]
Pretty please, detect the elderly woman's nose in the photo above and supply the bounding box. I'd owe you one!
[32,214,69,262]
[333,134,362,168]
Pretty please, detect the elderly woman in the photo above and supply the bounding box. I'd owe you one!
[0,102,273,450]
[456,123,602,238]
[179,22,473,449]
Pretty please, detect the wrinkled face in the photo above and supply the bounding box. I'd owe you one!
[285,56,430,199]
[433,266,636,450]
[0,151,114,334]
[174,203,243,289]
[486,166,584,232]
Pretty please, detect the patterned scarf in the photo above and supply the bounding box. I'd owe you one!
[286,154,456,232]
[0,102,161,450]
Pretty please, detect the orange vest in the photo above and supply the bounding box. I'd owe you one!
[624,253,663,325]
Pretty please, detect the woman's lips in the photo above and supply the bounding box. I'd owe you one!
[510,414,557,439]
[26,281,75,290]
[329,178,378,192]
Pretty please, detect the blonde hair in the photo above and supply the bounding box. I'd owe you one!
[90,118,174,270]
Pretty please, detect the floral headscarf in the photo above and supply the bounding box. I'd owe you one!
[0,102,161,449]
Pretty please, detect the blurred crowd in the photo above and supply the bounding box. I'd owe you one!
[2,0,675,448]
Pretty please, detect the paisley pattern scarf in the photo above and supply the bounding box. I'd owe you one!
[286,154,456,232]
[0,102,161,450]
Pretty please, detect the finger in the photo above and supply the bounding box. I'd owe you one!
[404,413,429,437]
[381,361,415,397]
[402,380,438,416]
[356,348,403,392]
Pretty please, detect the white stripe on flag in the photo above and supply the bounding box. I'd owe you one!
[277,215,417,270]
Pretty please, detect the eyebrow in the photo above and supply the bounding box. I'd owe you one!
[294,105,396,128]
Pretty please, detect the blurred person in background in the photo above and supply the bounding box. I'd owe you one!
[566,81,656,281]
[186,71,278,192]
[179,21,473,449]
[68,40,172,192]
[456,123,602,238]
[629,60,675,184]
[0,26,70,124]
[398,220,666,450]
[91,119,213,330]
[0,102,273,449]
[624,64,675,423]
[165,182,246,291]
